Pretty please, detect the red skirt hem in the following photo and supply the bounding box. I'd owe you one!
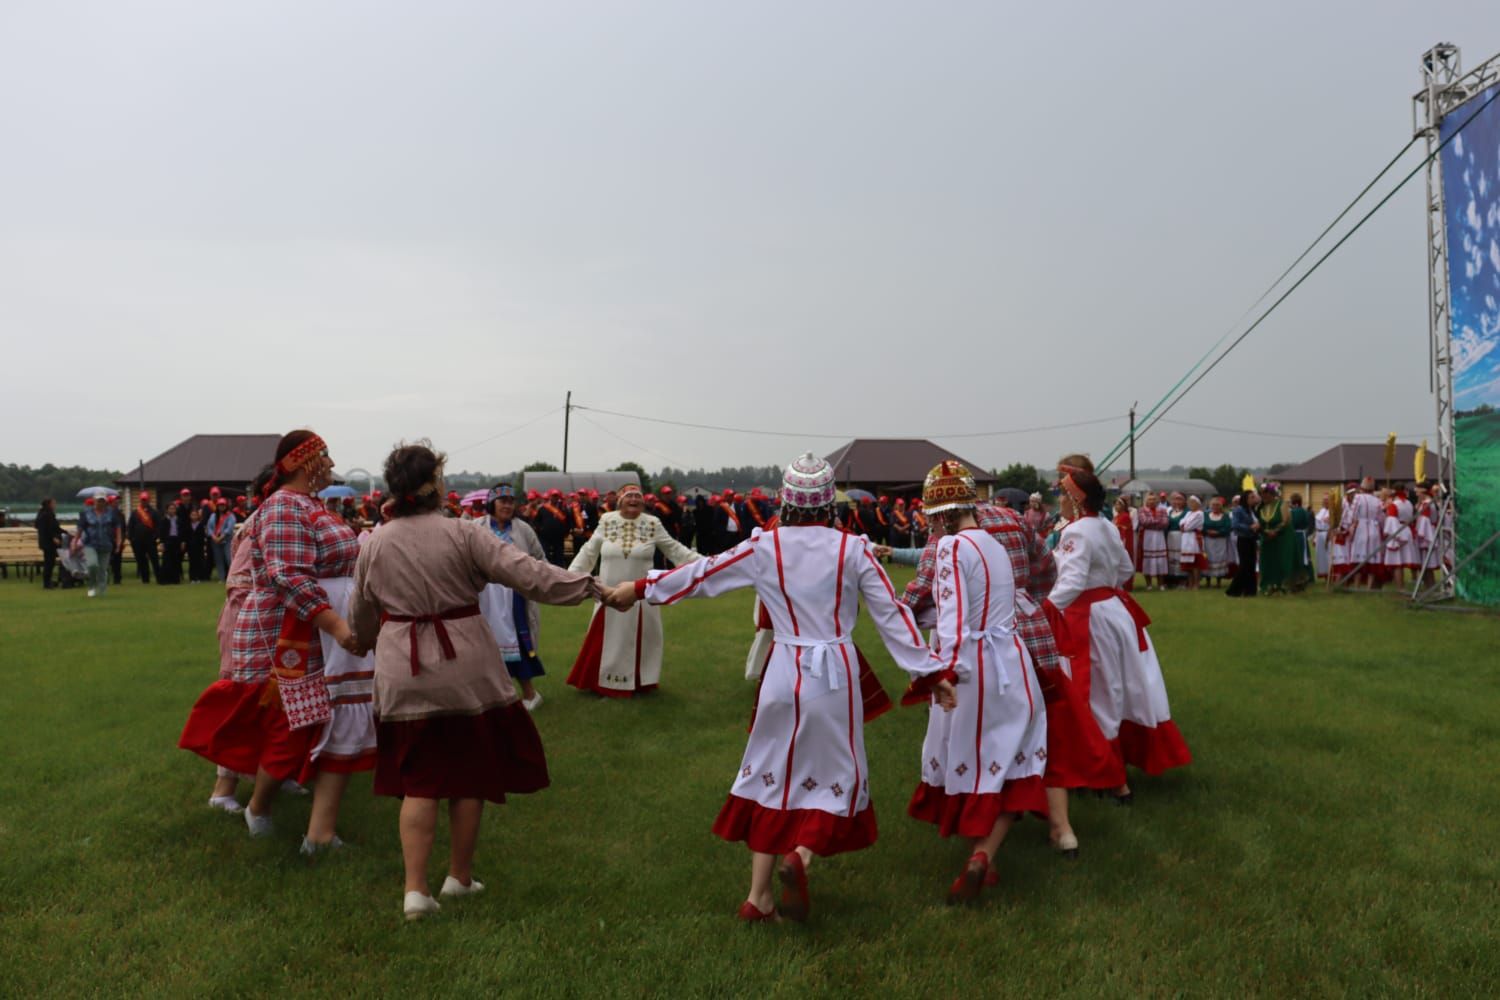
[711,794,877,857]
[906,777,1048,837]
[179,679,320,782]
[1117,719,1192,775]
[566,609,657,698]
[1040,660,1128,790]
[374,702,549,803]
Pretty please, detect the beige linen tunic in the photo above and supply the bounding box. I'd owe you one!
[350,512,598,723]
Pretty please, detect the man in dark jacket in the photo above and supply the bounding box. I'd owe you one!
[158,492,192,584]
[106,495,127,584]
[127,491,162,583]
[35,498,64,589]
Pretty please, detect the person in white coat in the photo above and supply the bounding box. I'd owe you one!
[1042,467,1191,804]
[607,453,955,922]
[904,461,1048,904]
[566,484,700,697]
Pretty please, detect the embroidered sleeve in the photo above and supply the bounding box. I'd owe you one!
[1046,527,1089,611]
[643,533,759,604]
[858,539,944,678]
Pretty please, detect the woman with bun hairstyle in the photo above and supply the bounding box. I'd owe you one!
[1042,459,1191,811]
[348,442,621,920]
[180,429,364,850]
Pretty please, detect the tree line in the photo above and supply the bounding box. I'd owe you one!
[0,463,124,504]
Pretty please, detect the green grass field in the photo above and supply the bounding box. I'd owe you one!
[2,572,1498,997]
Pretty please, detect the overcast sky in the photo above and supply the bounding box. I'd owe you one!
[2,2,1496,480]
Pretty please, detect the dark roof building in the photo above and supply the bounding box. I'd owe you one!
[823,439,1000,497]
[1275,442,1442,509]
[114,434,280,502]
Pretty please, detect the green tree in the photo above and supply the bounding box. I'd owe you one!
[1208,463,1246,501]
[993,462,1048,495]
[522,461,559,472]
[612,461,652,493]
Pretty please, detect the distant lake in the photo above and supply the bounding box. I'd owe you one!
[1,501,85,524]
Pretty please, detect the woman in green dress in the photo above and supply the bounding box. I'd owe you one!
[1287,493,1315,592]
[1255,484,1294,595]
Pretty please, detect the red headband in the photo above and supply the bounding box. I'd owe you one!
[277,434,327,474]
[1061,473,1086,505]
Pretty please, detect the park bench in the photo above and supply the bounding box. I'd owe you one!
[0,527,44,581]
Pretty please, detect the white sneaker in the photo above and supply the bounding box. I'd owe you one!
[208,795,243,813]
[244,807,274,838]
[87,589,96,598]
[440,875,485,898]
[403,891,442,921]
[522,692,543,712]
[299,835,345,857]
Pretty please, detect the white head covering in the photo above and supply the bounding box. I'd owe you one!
[781,453,836,509]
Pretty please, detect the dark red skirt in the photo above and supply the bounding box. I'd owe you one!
[179,679,320,783]
[1117,719,1192,775]
[711,794,877,857]
[374,702,549,803]
[565,609,656,698]
[906,777,1049,837]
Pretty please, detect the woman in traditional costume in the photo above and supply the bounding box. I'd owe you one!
[607,454,955,922]
[1112,498,1136,591]
[566,484,700,698]
[903,462,1048,903]
[1202,496,1235,587]
[348,442,611,920]
[1288,493,1316,591]
[1414,485,1438,586]
[1255,484,1294,595]
[1043,467,1191,799]
[1314,495,1333,579]
[1137,495,1169,590]
[180,430,364,850]
[476,484,549,711]
[1178,496,1206,591]
[1164,493,1187,588]
[1381,491,1419,589]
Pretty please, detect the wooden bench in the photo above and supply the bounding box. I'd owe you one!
[0,527,44,580]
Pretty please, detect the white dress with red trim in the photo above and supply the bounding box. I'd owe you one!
[642,525,943,857]
[307,576,377,775]
[566,512,699,697]
[1348,492,1385,567]
[1044,516,1191,777]
[907,530,1048,837]
[1138,507,1169,576]
[1383,499,1419,571]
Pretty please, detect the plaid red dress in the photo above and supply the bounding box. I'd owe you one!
[230,490,358,683]
[180,489,359,780]
[902,503,1060,671]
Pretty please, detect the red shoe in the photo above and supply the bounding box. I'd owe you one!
[947,851,988,905]
[982,867,999,888]
[737,900,776,922]
[776,851,811,922]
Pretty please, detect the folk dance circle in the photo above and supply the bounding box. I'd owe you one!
[178,430,1191,922]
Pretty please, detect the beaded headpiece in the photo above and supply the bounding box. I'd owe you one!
[781,453,836,510]
[277,434,328,474]
[922,461,977,515]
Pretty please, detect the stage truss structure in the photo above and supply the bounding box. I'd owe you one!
[1411,44,1500,604]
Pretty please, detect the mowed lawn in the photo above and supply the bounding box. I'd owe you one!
[1,570,1498,998]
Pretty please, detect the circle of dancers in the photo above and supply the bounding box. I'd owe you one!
[179,430,1191,922]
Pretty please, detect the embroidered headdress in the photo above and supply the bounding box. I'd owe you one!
[781,453,836,510]
[922,460,977,515]
[277,434,327,474]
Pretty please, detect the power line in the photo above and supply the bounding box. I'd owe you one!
[448,405,565,455]
[1101,84,1500,470]
[572,403,1121,441]
[572,411,687,469]
[1157,418,1429,441]
[1097,133,1427,469]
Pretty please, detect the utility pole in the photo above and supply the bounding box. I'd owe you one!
[562,390,572,473]
[1128,402,1137,482]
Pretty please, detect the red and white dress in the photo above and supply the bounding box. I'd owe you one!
[1178,509,1206,569]
[1043,515,1191,777]
[180,489,360,782]
[1137,506,1169,576]
[640,525,943,856]
[1382,497,1419,576]
[907,529,1048,836]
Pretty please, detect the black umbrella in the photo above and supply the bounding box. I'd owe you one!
[993,487,1033,509]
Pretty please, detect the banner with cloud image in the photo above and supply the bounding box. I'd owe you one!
[1441,82,1500,603]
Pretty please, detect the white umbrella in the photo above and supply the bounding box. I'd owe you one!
[75,486,115,499]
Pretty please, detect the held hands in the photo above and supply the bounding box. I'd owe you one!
[873,545,893,559]
[601,581,640,612]
[933,679,958,712]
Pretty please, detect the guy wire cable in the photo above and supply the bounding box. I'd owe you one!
[1097,134,1426,469]
[572,404,1120,441]
[1120,84,1500,459]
